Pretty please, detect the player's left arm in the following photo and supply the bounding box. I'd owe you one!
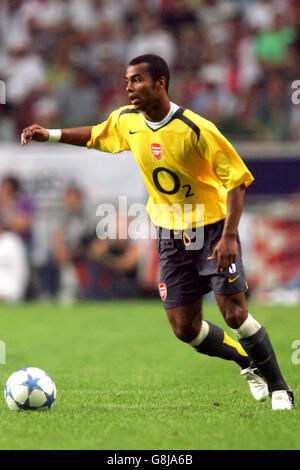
[208,183,245,273]
[200,125,252,272]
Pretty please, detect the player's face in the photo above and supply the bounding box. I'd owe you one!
[125,63,162,113]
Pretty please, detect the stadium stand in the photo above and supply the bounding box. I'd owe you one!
[1,0,300,142]
[0,0,300,302]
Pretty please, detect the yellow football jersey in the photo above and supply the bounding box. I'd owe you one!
[87,105,254,230]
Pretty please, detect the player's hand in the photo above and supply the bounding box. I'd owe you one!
[208,235,237,273]
[21,124,49,146]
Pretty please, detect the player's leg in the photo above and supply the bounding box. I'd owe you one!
[216,291,294,409]
[208,221,292,409]
[157,226,251,381]
[207,226,269,402]
[165,297,251,369]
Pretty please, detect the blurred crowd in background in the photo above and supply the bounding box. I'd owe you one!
[0,0,300,305]
[1,0,300,143]
[0,173,150,303]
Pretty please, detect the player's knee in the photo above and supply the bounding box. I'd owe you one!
[173,325,199,343]
[223,304,248,329]
[170,319,202,343]
[166,302,203,343]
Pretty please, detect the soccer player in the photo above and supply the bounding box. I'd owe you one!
[21,54,294,410]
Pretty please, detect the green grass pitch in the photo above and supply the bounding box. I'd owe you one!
[0,299,299,450]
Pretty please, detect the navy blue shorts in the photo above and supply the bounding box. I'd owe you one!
[157,220,247,309]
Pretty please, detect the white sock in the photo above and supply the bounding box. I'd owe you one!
[189,320,210,347]
[231,313,261,340]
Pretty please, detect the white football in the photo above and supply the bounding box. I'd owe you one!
[4,367,56,411]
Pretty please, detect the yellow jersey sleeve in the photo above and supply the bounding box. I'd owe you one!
[87,108,130,154]
[198,123,254,191]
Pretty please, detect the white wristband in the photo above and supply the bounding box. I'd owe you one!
[47,129,62,143]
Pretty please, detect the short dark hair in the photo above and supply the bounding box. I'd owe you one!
[129,54,170,92]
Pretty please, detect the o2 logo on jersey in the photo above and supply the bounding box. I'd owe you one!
[151,143,163,159]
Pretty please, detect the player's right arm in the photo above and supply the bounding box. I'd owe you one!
[20,124,92,147]
[21,107,132,152]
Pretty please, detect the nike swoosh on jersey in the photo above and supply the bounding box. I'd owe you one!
[228,275,240,283]
[129,130,139,134]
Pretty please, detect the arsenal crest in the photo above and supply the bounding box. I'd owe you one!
[151,143,163,159]
[159,283,167,301]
